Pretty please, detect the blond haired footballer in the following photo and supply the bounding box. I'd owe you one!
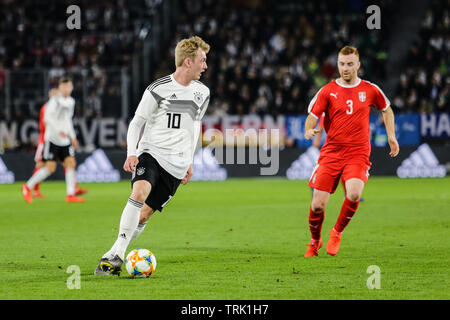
[95,36,210,275]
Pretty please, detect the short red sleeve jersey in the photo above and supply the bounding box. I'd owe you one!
[38,103,46,143]
[308,78,390,157]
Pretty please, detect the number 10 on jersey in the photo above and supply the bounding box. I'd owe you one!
[167,113,181,129]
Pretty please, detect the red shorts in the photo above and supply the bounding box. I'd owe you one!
[308,154,371,194]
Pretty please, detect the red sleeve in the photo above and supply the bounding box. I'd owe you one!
[39,104,46,133]
[370,83,390,111]
[308,86,329,119]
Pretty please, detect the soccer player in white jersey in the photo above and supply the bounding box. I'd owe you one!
[22,77,85,203]
[95,36,210,276]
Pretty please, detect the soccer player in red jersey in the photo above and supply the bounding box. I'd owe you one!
[303,46,399,257]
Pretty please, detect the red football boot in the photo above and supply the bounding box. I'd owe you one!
[304,239,323,257]
[326,228,342,256]
[66,195,85,203]
[22,184,33,203]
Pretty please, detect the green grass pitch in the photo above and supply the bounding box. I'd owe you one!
[0,177,449,300]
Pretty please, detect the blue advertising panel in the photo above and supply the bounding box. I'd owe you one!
[421,113,450,139]
[370,114,420,147]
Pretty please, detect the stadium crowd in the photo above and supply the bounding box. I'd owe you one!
[0,0,447,122]
[157,0,399,117]
[0,0,163,120]
[392,0,449,113]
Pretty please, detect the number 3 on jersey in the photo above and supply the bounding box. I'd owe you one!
[167,112,181,129]
[346,99,353,115]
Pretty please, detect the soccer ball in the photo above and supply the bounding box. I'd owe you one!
[125,248,157,278]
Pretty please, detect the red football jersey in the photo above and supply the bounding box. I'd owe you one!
[308,78,390,158]
[38,103,46,143]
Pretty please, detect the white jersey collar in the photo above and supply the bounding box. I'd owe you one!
[335,77,361,88]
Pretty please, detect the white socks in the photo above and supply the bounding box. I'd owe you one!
[26,167,51,189]
[65,168,76,196]
[103,222,148,260]
[104,198,143,260]
[26,166,77,196]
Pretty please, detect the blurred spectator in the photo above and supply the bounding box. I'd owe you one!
[0,0,161,118]
[393,0,449,113]
[158,0,399,116]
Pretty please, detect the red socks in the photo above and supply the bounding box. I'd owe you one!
[309,206,324,241]
[334,197,360,233]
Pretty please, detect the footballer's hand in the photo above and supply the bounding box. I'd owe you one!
[181,164,193,185]
[304,128,320,140]
[71,138,79,149]
[388,137,399,157]
[123,155,139,173]
[59,131,68,138]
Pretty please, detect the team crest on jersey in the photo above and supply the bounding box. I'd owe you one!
[359,91,366,102]
[194,92,203,105]
[136,167,145,176]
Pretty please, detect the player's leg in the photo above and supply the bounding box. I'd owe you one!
[127,166,181,245]
[63,155,85,202]
[340,175,364,202]
[95,153,158,275]
[95,180,151,276]
[99,190,153,264]
[305,163,340,257]
[62,158,88,195]
[104,187,155,258]
[22,159,56,203]
[32,141,45,196]
[327,162,370,256]
[32,161,45,198]
[129,204,154,243]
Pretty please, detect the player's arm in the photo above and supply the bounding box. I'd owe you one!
[181,164,193,185]
[381,106,399,157]
[43,98,63,136]
[312,127,323,148]
[305,87,327,140]
[124,89,158,172]
[68,102,78,149]
[124,115,146,172]
[304,114,320,140]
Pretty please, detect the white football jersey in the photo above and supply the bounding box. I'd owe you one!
[43,93,76,146]
[135,74,210,179]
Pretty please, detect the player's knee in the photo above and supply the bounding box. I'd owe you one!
[131,183,151,203]
[46,162,57,173]
[346,191,361,202]
[64,157,76,169]
[311,201,326,212]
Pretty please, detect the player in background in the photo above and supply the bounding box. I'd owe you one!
[304,46,399,257]
[31,89,88,198]
[94,36,210,276]
[22,77,85,203]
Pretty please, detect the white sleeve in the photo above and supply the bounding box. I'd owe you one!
[135,89,158,121]
[43,98,59,128]
[126,114,147,157]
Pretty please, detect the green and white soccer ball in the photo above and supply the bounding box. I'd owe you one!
[125,248,157,278]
